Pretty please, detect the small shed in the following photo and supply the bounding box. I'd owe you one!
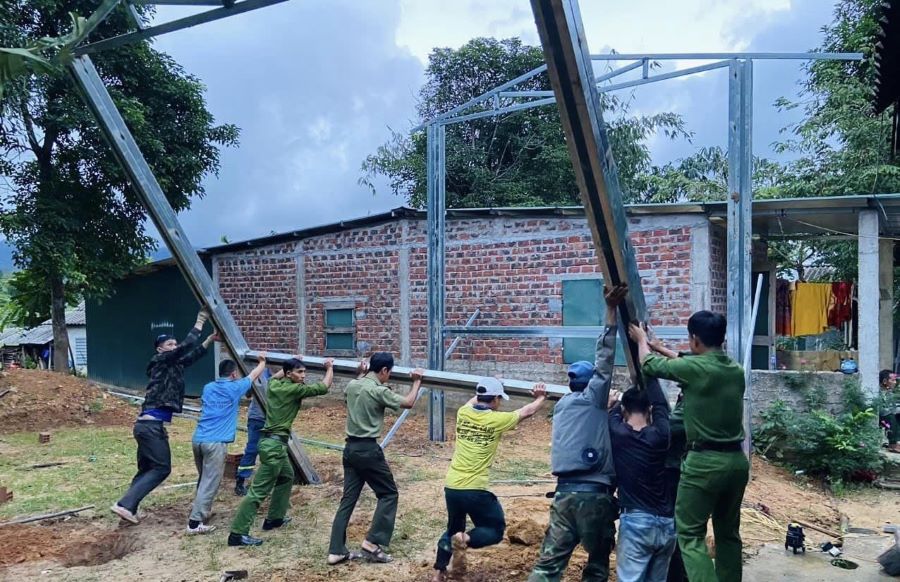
[0,302,88,372]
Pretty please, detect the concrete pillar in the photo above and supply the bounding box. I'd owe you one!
[880,238,894,372]
[690,224,711,313]
[296,255,306,354]
[858,210,881,397]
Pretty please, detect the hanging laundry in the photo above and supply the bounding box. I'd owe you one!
[828,282,853,328]
[791,282,833,337]
[775,279,793,336]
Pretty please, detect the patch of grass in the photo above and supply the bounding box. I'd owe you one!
[491,458,551,481]
[391,507,444,559]
[88,397,105,414]
[0,418,200,519]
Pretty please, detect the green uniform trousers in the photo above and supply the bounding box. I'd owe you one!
[675,450,749,582]
[528,491,618,582]
[230,437,294,535]
[328,438,399,555]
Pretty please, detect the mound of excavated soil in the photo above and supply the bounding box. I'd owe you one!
[507,518,544,546]
[0,523,140,568]
[0,369,137,434]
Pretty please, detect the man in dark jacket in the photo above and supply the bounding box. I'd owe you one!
[111,309,216,524]
[529,284,626,582]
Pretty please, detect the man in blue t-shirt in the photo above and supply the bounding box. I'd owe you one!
[186,353,267,535]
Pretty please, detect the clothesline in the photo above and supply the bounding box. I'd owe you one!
[776,280,854,338]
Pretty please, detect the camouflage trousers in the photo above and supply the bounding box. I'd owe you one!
[528,491,618,582]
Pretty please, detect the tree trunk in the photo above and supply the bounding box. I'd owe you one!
[49,273,70,374]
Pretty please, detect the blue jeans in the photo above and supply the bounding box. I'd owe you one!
[616,509,677,582]
[236,418,265,479]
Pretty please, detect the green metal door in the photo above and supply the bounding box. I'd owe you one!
[562,278,625,366]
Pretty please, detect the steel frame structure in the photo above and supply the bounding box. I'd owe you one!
[58,0,865,463]
[417,0,862,441]
[67,0,318,482]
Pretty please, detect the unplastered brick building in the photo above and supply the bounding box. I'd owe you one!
[209,205,737,380]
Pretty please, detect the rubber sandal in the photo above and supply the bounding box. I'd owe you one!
[361,545,393,563]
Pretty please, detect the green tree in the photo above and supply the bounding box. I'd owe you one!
[774,0,899,197]
[361,37,691,208]
[630,146,787,203]
[0,1,238,372]
[766,0,898,284]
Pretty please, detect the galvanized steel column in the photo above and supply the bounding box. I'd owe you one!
[726,59,753,365]
[426,123,447,441]
[529,0,647,382]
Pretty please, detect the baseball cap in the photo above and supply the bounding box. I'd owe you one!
[154,334,174,348]
[567,361,594,387]
[475,377,509,400]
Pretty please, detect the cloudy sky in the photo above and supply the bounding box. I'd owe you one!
[144,0,837,250]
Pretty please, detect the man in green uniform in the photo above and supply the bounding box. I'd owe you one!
[646,338,689,582]
[228,356,334,547]
[327,352,425,565]
[629,311,748,582]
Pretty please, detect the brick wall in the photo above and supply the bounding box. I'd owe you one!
[214,242,300,351]
[214,212,711,377]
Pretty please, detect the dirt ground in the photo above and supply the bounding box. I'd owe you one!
[0,369,135,434]
[0,370,894,581]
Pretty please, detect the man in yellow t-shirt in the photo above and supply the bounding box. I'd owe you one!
[431,377,547,582]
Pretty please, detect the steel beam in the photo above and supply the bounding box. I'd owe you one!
[499,60,729,100]
[417,65,549,129]
[742,274,764,459]
[426,124,447,441]
[726,60,753,362]
[75,0,291,55]
[440,59,730,127]
[588,52,863,61]
[529,0,646,381]
[380,308,481,449]
[442,325,686,339]
[68,55,320,484]
[133,0,230,4]
[244,351,570,400]
[125,2,146,30]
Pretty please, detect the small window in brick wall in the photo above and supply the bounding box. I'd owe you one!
[325,307,356,356]
[562,278,625,366]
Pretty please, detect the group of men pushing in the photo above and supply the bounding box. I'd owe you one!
[109,283,749,582]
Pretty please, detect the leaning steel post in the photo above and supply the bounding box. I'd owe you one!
[68,54,320,484]
[529,0,648,382]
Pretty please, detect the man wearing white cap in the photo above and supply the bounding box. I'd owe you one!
[431,377,547,581]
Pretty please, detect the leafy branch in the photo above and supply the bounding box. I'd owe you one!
[0,0,119,99]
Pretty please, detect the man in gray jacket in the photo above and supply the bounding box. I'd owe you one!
[529,284,627,582]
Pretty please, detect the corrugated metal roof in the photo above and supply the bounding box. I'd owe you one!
[17,325,54,346]
[0,327,25,346]
[35,302,86,327]
[0,302,87,347]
